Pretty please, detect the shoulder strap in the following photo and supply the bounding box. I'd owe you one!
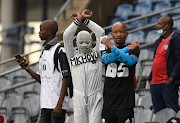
[54,45,61,72]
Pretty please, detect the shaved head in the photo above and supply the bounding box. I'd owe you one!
[160,16,173,29]
[41,20,58,35]
[112,22,127,32]
[111,21,128,46]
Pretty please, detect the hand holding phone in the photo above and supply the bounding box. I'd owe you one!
[15,54,24,63]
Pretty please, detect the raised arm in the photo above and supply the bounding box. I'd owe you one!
[79,9,105,51]
[63,12,81,59]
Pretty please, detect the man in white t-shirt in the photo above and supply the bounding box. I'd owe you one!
[16,20,71,123]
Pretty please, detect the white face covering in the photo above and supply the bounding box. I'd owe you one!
[76,31,92,54]
[157,25,168,36]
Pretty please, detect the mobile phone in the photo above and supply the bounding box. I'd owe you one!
[15,54,24,62]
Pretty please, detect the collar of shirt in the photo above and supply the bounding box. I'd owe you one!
[43,37,59,50]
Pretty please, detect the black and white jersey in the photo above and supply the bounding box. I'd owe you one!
[103,45,140,110]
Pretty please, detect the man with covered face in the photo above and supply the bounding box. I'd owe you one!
[63,9,104,123]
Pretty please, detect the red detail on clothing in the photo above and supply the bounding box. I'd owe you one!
[151,33,174,84]
[0,115,4,123]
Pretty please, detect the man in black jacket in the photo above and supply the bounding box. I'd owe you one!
[149,16,180,114]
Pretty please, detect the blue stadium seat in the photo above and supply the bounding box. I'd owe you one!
[173,2,180,13]
[135,4,151,24]
[146,30,160,43]
[128,15,144,29]
[126,31,145,44]
[137,0,155,4]
[130,20,143,29]
[135,4,151,16]
[172,16,180,30]
[115,4,133,20]
[148,15,161,24]
[154,2,171,16]
[110,17,126,25]
[157,0,173,3]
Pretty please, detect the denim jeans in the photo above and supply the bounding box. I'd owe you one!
[150,83,179,114]
[39,108,66,123]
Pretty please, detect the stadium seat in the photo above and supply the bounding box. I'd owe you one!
[108,16,127,25]
[128,15,144,29]
[148,14,161,25]
[0,96,4,108]
[172,15,180,30]
[142,66,152,79]
[157,0,172,3]
[135,4,151,24]
[134,105,145,113]
[110,17,126,25]
[134,109,153,123]
[23,91,38,98]
[136,0,155,5]
[140,94,153,109]
[154,2,171,16]
[68,114,74,123]
[13,75,35,97]
[126,31,145,44]
[34,82,41,95]
[5,95,23,119]
[154,108,176,123]
[67,98,74,115]
[4,90,18,99]
[173,2,180,13]
[135,4,151,16]
[135,93,139,106]
[12,107,30,123]
[0,108,10,123]
[135,89,151,97]
[177,110,180,119]
[23,95,40,119]
[0,77,12,95]
[115,4,133,19]
[146,30,160,43]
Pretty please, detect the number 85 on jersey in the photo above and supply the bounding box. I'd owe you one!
[106,63,129,78]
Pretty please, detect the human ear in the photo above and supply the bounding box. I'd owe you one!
[48,30,52,34]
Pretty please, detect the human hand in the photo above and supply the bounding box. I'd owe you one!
[101,37,114,49]
[70,12,80,20]
[128,41,140,50]
[166,77,174,84]
[53,104,62,118]
[79,9,92,21]
[19,58,29,70]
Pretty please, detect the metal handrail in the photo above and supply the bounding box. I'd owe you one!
[53,0,73,22]
[0,21,26,33]
[103,5,180,30]
[0,79,36,94]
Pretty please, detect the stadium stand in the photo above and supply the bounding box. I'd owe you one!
[1,0,180,123]
[126,30,145,44]
[134,109,153,123]
[115,4,133,20]
[154,108,176,123]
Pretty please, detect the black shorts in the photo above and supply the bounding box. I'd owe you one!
[102,108,134,123]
